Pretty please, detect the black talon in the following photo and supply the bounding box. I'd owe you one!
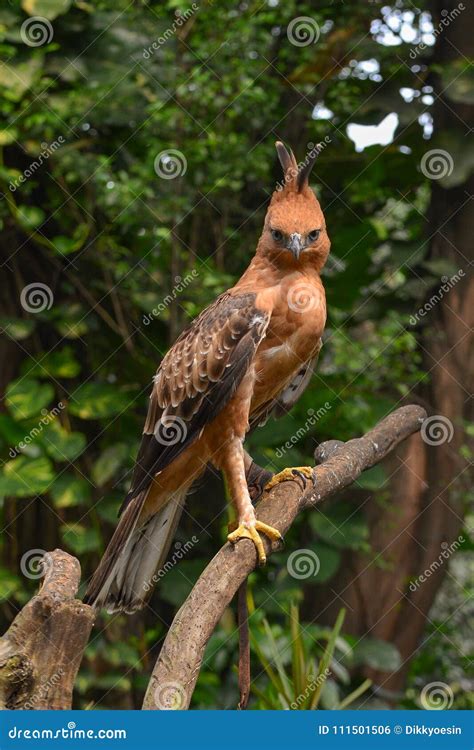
[291,469,312,489]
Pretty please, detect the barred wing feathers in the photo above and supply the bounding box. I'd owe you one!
[121,292,270,512]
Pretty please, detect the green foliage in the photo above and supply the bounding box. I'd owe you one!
[250,603,373,710]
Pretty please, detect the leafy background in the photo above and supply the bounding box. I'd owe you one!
[0,0,472,709]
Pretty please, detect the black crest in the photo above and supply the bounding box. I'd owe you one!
[275,140,318,192]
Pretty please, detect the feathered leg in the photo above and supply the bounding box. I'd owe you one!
[223,439,281,565]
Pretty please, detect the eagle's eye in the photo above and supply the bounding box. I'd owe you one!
[271,229,283,242]
[308,229,321,243]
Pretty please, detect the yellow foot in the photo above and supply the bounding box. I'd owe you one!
[265,466,314,491]
[227,520,282,565]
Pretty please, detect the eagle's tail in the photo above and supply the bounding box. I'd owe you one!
[83,490,186,614]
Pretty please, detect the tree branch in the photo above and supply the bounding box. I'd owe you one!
[0,550,94,709]
[142,405,427,710]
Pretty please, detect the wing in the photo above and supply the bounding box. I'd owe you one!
[249,340,322,429]
[120,292,270,513]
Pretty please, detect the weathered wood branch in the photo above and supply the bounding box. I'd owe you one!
[142,404,427,710]
[0,549,94,709]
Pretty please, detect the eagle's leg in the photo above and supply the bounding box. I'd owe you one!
[265,466,314,491]
[223,440,282,565]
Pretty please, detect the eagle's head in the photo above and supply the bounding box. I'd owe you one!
[261,142,330,271]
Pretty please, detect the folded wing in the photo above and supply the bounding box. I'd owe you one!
[249,340,322,429]
[121,292,270,513]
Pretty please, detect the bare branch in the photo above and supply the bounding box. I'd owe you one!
[143,405,426,710]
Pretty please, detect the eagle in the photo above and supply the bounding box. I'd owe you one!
[84,142,330,613]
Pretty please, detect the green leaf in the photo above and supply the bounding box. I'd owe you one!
[320,678,340,709]
[0,129,17,145]
[441,60,474,105]
[422,258,462,278]
[0,317,35,341]
[41,421,86,462]
[70,383,132,420]
[351,638,402,672]
[16,205,46,230]
[21,0,72,21]
[91,443,130,486]
[61,523,101,554]
[51,235,79,255]
[95,493,121,523]
[309,608,346,709]
[53,304,89,339]
[0,413,41,457]
[6,378,54,419]
[50,474,91,508]
[21,347,81,379]
[0,59,43,100]
[310,503,369,550]
[0,456,55,497]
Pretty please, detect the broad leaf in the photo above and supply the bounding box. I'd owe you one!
[70,383,132,420]
[0,456,55,497]
[6,378,54,419]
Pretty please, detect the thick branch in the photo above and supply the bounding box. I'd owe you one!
[0,549,95,710]
[143,405,426,710]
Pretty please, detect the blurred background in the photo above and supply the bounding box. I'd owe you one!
[0,0,472,710]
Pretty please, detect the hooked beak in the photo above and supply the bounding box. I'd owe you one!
[287,233,304,260]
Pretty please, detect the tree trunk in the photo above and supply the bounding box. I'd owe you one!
[0,550,94,709]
